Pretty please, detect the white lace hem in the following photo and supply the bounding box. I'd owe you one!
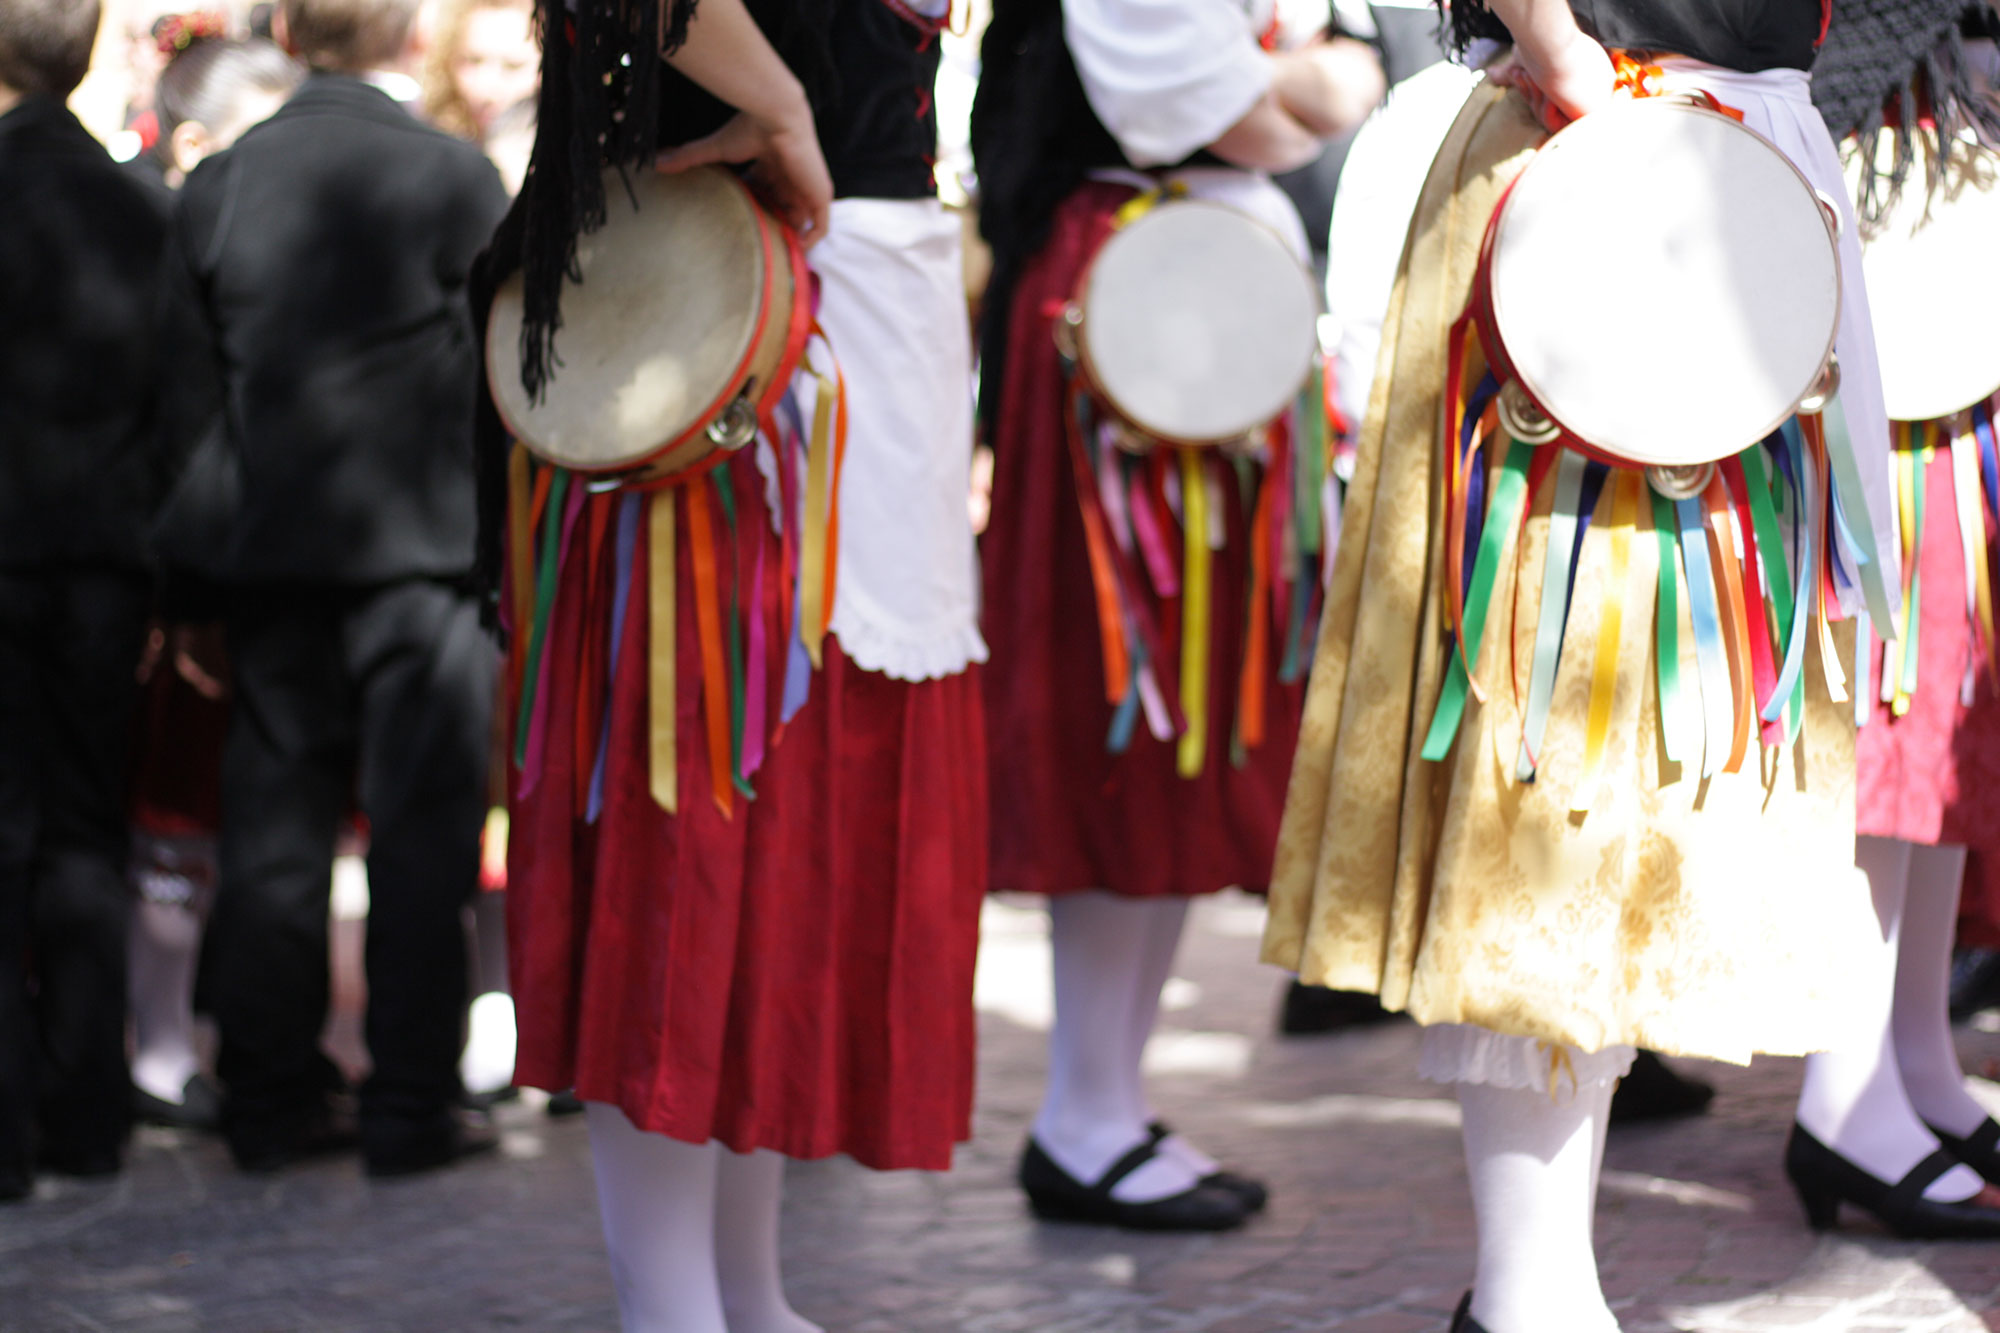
[829,605,989,683]
[1418,1024,1636,1099]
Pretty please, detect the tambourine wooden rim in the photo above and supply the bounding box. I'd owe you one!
[1068,195,1320,449]
[1475,96,1842,467]
[486,166,803,477]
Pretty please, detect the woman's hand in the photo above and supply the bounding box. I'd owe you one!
[651,0,835,245]
[657,100,834,246]
[1490,27,1615,130]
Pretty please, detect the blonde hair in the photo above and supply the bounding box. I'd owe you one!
[419,0,530,139]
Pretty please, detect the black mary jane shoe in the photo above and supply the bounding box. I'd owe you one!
[134,1073,223,1132]
[1018,1136,1250,1232]
[1448,1292,1489,1333]
[1926,1116,2000,1187]
[1785,1123,2000,1239]
[1147,1120,1269,1213]
[1608,1050,1715,1125]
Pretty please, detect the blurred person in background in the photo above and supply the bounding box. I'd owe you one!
[0,0,175,1201]
[150,29,297,185]
[174,0,507,1177]
[420,0,532,144]
[124,31,302,1135]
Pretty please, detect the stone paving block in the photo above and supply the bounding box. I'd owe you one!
[7,894,2000,1331]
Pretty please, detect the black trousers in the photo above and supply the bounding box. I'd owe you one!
[0,568,151,1185]
[207,580,494,1155]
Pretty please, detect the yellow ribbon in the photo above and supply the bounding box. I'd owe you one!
[1951,414,1999,686]
[798,370,836,669]
[1112,180,1189,230]
[1573,473,1638,813]
[1888,438,1920,715]
[648,489,678,813]
[1176,448,1212,779]
[1538,1041,1579,1103]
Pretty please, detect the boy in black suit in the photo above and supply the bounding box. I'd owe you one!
[175,0,508,1177]
[0,0,171,1202]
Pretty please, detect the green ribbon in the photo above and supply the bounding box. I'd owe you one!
[1423,437,1535,762]
[1651,490,1687,764]
[1741,445,1803,741]
[514,467,569,768]
[712,467,756,800]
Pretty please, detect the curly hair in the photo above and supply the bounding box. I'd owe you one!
[420,0,533,139]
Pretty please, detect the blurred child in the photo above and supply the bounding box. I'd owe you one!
[125,32,303,1135]
[0,0,172,1199]
[174,0,507,1177]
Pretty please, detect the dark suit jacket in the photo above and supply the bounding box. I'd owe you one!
[175,73,508,585]
[0,97,171,571]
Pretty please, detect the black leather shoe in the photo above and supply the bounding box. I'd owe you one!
[1926,1116,2000,1188]
[1609,1050,1715,1125]
[364,1108,499,1179]
[1785,1123,2000,1238]
[1147,1121,1268,1213]
[1449,1292,1489,1333]
[1278,982,1402,1036]
[39,1141,121,1179]
[134,1073,222,1132]
[227,1094,361,1173]
[1949,947,2000,1021]
[1018,1136,1250,1232]
[545,1089,585,1118]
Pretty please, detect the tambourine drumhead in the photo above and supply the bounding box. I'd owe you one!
[487,166,779,473]
[1078,200,1319,444]
[1488,99,1840,467]
[1859,140,2000,422]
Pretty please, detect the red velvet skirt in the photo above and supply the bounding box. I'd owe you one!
[981,181,1306,899]
[507,464,987,1170]
[1856,434,2000,946]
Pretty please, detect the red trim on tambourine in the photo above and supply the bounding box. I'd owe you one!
[643,191,783,471]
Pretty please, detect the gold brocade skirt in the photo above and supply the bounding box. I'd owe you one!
[1260,81,1879,1064]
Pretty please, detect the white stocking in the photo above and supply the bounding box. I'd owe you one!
[1892,842,1990,1138]
[714,1149,821,1333]
[1123,897,1219,1177]
[1459,1078,1619,1333]
[1795,837,1984,1200]
[129,896,205,1103]
[1037,891,1203,1202]
[585,1103,728,1333]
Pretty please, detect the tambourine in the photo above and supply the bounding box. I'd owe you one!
[1857,136,2000,423]
[1056,196,1320,449]
[486,166,806,477]
[1471,96,1843,475]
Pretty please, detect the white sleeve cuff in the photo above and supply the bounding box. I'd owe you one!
[1064,0,1275,168]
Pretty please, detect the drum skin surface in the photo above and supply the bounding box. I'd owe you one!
[1861,142,2000,422]
[1078,200,1319,444]
[488,166,772,473]
[1489,99,1840,465]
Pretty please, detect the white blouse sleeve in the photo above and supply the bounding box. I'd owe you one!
[1063,0,1276,168]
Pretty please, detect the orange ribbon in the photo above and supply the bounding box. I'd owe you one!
[686,480,734,817]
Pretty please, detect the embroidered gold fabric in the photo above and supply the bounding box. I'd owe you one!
[1261,81,1879,1065]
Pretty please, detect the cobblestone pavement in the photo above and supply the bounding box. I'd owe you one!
[6,892,2000,1332]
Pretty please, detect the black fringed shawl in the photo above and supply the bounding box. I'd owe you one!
[1812,0,2000,223]
[1434,0,1822,73]
[971,0,1127,436]
[469,0,694,621]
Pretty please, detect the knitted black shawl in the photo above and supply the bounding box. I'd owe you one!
[1813,0,2000,223]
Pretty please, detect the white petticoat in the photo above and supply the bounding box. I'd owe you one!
[1418,1024,1638,1097]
